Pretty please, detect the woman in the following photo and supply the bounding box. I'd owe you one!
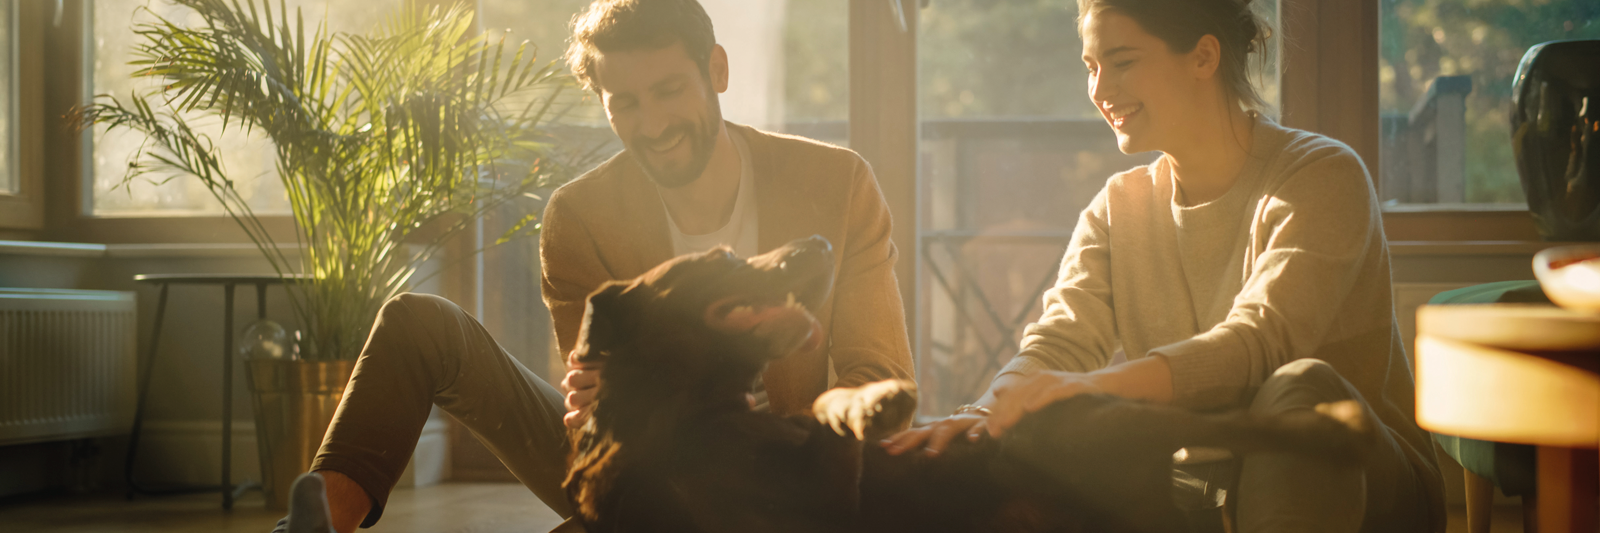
[884,1,1444,531]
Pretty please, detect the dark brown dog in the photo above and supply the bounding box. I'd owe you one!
[563,236,1369,533]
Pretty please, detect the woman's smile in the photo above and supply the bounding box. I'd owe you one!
[1106,103,1143,130]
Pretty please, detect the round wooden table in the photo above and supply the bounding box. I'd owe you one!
[1417,303,1600,532]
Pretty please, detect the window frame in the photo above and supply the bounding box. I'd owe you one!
[0,0,41,232]
[1278,0,1539,244]
[30,0,294,243]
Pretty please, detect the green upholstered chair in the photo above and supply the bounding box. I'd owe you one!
[1427,281,1543,532]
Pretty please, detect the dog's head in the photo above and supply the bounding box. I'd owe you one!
[575,236,836,421]
[565,236,836,527]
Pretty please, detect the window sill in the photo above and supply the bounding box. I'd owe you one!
[1382,209,1538,242]
[1381,203,1528,214]
[0,240,299,259]
[0,239,106,258]
[1389,240,1560,257]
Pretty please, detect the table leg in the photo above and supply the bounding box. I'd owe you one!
[1537,446,1599,532]
[255,283,268,321]
[222,283,235,510]
[1465,468,1494,533]
[125,283,170,498]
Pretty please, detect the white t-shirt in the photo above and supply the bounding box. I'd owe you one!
[664,129,759,258]
[659,129,768,410]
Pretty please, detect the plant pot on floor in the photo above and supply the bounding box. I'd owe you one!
[246,358,356,511]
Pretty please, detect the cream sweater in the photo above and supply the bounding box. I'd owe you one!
[999,117,1438,483]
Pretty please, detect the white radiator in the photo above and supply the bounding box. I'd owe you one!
[0,288,137,445]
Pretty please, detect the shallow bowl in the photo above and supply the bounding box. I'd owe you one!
[1532,244,1600,313]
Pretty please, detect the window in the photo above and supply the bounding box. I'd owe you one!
[0,0,16,196]
[1378,0,1599,206]
[479,0,848,147]
[914,0,1281,414]
[90,0,401,216]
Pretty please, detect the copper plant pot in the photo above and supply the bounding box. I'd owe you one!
[245,358,356,510]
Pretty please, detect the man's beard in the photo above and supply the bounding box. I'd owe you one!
[630,95,723,189]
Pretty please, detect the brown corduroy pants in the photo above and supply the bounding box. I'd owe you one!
[310,293,574,527]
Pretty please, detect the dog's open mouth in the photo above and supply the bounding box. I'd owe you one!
[704,291,825,357]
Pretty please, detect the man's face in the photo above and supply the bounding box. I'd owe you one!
[595,42,728,189]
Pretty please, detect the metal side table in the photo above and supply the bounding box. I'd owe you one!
[125,274,310,510]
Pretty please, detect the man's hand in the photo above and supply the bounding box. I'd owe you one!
[986,370,1103,437]
[560,364,603,429]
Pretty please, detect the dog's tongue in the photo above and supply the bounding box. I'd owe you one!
[719,304,798,331]
[714,304,823,355]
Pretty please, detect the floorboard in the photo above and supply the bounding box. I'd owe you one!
[0,483,1525,532]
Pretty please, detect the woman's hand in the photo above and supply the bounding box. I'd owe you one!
[560,364,603,428]
[986,370,1103,437]
[878,414,991,457]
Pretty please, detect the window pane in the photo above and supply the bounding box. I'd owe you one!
[1378,2,1600,206]
[0,1,14,196]
[915,1,1279,415]
[91,0,401,216]
[480,0,848,150]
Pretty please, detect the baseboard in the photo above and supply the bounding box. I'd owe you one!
[135,416,450,489]
[398,416,450,488]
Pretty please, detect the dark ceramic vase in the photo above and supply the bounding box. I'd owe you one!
[1513,40,1600,241]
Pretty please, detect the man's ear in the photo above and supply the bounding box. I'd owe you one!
[575,282,632,365]
[709,44,730,94]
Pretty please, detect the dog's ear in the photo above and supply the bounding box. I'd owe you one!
[575,282,633,365]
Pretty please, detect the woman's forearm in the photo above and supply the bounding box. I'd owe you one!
[1088,355,1174,404]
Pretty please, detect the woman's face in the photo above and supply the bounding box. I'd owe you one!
[1080,10,1213,155]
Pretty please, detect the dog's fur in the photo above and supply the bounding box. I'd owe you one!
[564,237,1371,533]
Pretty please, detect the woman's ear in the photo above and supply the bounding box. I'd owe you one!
[1191,34,1223,80]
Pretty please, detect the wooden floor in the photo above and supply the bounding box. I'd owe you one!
[0,482,1524,533]
[0,482,565,533]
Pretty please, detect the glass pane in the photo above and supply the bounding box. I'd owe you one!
[91,0,401,216]
[480,0,848,151]
[915,1,1279,415]
[455,0,853,177]
[1378,2,1600,206]
[0,1,14,196]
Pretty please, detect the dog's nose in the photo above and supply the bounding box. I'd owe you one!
[781,236,833,273]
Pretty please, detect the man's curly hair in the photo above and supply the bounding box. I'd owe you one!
[566,0,717,93]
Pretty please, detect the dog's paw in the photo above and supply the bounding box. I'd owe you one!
[813,379,918,440]
[1314,400,1368,436]
[1268,400,1376,464]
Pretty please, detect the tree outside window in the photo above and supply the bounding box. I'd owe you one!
[1379,0,1600,206]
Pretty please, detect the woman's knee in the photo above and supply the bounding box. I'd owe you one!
[1250,359,1359,414]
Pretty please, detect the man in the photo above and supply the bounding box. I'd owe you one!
[276,1,914,532]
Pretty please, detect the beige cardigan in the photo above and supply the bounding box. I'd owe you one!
[539,123,915,416]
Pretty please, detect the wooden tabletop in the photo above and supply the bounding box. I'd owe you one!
[1415,304,1600,448]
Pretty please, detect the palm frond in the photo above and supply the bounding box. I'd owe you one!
[80,0,601,360]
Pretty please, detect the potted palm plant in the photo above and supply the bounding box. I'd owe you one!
[79,0,588,508]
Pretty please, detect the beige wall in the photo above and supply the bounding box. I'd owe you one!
[699,0,789,130]
[0,243,453,492]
